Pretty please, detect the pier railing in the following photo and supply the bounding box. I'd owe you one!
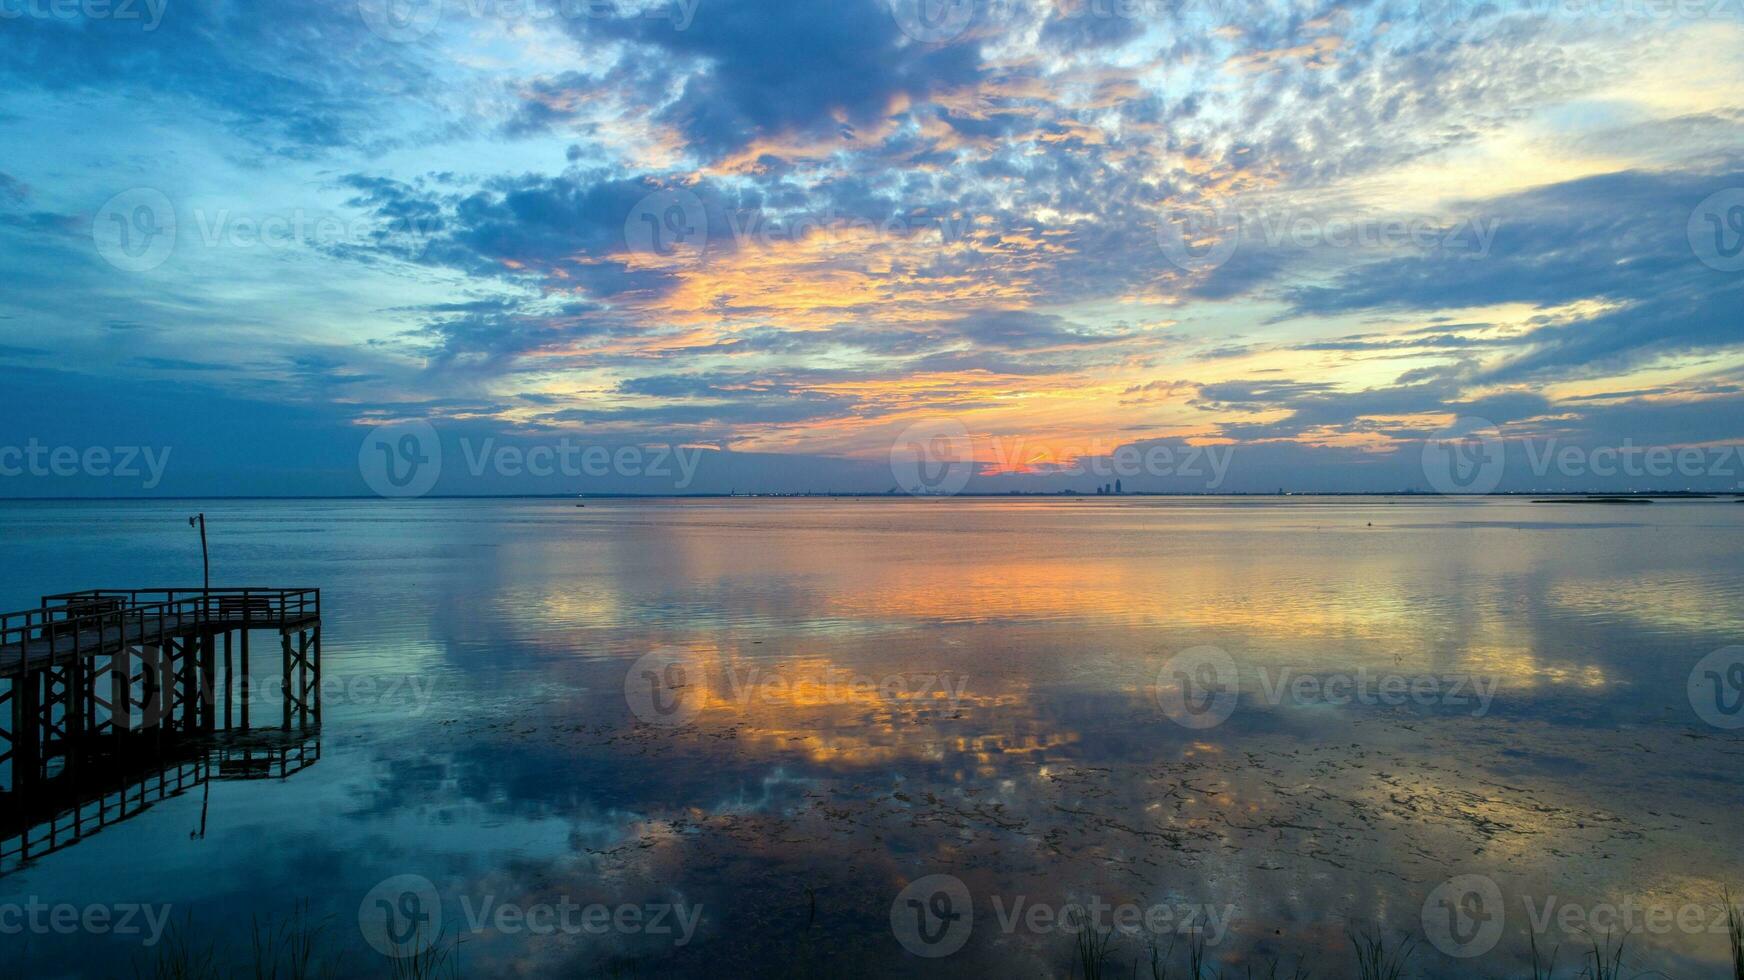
[2,598,206,678]
[41,588,320,626]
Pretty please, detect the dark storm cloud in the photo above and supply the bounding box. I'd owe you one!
[406,300,621,368]
[569,0,984,156]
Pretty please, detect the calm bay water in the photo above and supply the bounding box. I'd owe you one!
[2,497,1742,977]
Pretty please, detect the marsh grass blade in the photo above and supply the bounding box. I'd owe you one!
[1348,924,1413,980]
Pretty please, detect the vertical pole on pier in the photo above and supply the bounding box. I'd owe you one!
[281,632,292,732]
[223,631,233,732]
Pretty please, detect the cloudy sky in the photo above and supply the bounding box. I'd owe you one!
[2,0,1742,495]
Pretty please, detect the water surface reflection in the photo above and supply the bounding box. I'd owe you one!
[1,498,1740,976]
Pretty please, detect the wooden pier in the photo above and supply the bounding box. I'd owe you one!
[0,588,322,797]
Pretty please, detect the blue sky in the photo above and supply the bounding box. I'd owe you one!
[2,0,1742,495]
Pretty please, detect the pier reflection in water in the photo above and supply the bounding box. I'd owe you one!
[3,734,321,875]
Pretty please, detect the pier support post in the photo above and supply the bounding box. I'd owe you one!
[69,656,86,756]
[223,631,233,731]
[312,625,322,726]
[298,629,313,728]
[1,677,13,793]
[179,635,196,735]
[240,629,251,730]
[111,646,132,738]
[15,670,38,793]
[201,632,216,732]
[281,632,292,732]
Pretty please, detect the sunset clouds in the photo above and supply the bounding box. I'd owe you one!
[2,0,1742,493]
